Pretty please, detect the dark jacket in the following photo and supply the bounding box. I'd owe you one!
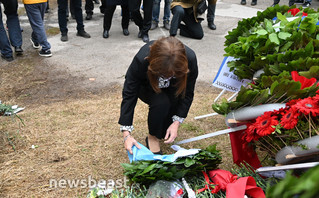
[118,41,198,126]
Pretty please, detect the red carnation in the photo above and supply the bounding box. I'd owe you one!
[291,71,317,89]
[280,108,300,129]
[255,112,279,137]
[293,97,319,116]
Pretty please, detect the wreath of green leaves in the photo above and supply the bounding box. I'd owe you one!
[213,5,319,115]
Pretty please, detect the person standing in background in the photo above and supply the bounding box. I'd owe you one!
[58,0,91,42]
[102,0,130,38]
[150,0,171,30]
[129,0,153,43]
[207,0,217,30]
[0,0,23,61]
[23,0,52,57]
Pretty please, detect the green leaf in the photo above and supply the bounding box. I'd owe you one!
[278,32,291,40]
[277,12,287,22]
[265,19,274,33]
[279,41,293,52]
[256,29,268,35]
[269,33,280,45]
[185,158,196,167]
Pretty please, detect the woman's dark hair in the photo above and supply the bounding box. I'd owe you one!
[147,37,189,97]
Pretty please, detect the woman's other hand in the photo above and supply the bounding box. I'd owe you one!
[164,121,179,143]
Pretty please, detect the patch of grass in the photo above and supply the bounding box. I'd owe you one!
[46,27,60,36]
[181,123,204,134]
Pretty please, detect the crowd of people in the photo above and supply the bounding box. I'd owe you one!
[0,0,219,61]
[0,0,314,62]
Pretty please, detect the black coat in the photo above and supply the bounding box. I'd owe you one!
[118,41,198,126]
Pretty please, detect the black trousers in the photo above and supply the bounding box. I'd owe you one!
[85,0,94,15]
[128,0,153,35]
[138,86,179,139]
[103,5,129,30]
[170,6,203,39]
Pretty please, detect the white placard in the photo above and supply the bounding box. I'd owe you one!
[212,56,251,92]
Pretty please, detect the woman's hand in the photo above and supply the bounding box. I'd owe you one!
[164,121,180,143]
[123,131,141,154]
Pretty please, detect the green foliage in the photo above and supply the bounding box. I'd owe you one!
[266,165,319,198]
[121,145,222,186]
[213,6,319,115]
[0,103,15,116]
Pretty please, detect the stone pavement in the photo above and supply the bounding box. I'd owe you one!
[2,0,319,88]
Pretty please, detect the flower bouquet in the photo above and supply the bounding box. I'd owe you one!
[212,5,319,165]
[241,89,319,164]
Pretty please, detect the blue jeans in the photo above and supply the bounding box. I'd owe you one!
[0,0,23,57]
[58,0,84,34]
[24,3,51,51]
[152,0,170,23]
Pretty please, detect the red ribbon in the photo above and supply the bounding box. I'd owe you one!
[197,169,265,198]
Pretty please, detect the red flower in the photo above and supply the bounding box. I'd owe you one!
[293,97,319,116]
[291,71,317,89]
[280,108,300,129]
[288,8,308,17]
[242,123,261,142]
[286,98,302,107]
[272,107,287,116]
[288,8,300,16]
[255,112,279,136]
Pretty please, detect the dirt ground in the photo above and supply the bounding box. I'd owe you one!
[0,53,235,197]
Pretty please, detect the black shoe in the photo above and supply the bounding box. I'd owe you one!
[241,0,246,5]
[85,14,92,20]
[251,0,257,5]
[39,49,52,57]
[14,46,23,56]
[100,7,105,14]
[142,34,149,43]
[103,30,109,38]
[77,30,91,38]
[61,34,68,42]
[1,54,14,62]
[208,21,216,30]
[302,1,311,8]
[123,28,129,36]
[145,137,163,155]
[30,38,40,49]
[289,2,295,6]
[138,30,142,38]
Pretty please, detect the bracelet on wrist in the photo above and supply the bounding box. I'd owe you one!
[123,134,131,143]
